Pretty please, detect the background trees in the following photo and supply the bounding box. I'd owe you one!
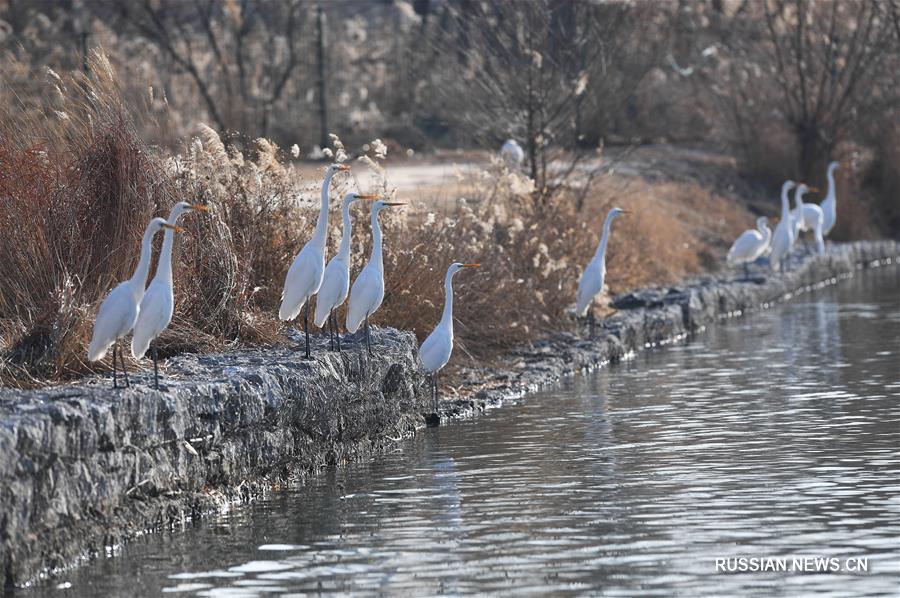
[705,0,897,182]
[0,0,898,233]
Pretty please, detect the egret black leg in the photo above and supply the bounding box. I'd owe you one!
[112,342,119,389]
[152,341,159,390]
[432,372,439,411]
[333,312,342,352]
[365,313,371,355]
[328,310,334,352]
[303,302,312,360]
[589,311,596,340]
[118,342,130,388]
[743,262,749,280]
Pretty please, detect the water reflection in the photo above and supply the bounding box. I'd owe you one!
[30,267,900,597]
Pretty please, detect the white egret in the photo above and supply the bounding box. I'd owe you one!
[791,183,825,254]
[727,216,771,279]
[279,163,349,359]
[500,139,524,168]
[87,217,180,388]
[131,202,210,388]
[345,199,406,353]
[313,192,380,351]
[769,180,796,272]
[821,161,840,236]
[576,207,627,338]
[419,262,480,409]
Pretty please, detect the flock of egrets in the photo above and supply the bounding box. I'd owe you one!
[727,161,841,277]
[86,156,842,402]
[86,162,481,401]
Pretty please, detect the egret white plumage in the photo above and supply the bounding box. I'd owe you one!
[576,207,627,337]
[727,216,771,279]
[821,161,840,236]
[346,199,406,353]
[87,217,180,388]
[131,202,210,389]
[279,163,349,359]
[769,180,796,272]
[313,192,380,351]
[500,139,524,168]
[419,262,480,408]
[790,183,825,254]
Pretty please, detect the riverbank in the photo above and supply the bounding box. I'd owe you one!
[0,329,428,589]
[436,241,900,419]
[1,240,898,589]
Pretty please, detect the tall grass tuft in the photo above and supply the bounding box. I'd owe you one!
[0,52,166,384]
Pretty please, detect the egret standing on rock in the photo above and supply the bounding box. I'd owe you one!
[791,183,825,254]
[131,202,210,389]
[88,217,181,388]
[727,216,771,279]
[314,192,379,351]
[576,207,627,338]
[279,163,349,359]
[769,180,796,272]
[419,262,480,409]
[346,199,406,353]
[821,161,840,237]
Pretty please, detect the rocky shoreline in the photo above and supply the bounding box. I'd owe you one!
[0,328,429,589]
[439,241,900,419]
[1,240,898,589]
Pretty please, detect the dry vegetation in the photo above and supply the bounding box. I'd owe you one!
[0,53,747,387]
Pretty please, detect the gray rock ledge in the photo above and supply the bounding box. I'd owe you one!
[0,328,428,589]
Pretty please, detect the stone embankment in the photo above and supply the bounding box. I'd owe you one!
[1,240,897,588]
[441,241,900,417]
[0,329,428,589]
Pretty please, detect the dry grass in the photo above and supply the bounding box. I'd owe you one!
[0,52,751,388]
[0,53,312,385]
[0,54,167,384]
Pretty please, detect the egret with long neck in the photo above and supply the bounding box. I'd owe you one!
[769,180,796,272]
[419,262,481,409]
[727,216,771,280]
[791,183,825,254]
[88,217,179,388]
[576,207,627,337]
[314,192,379,350]
[821,161,839,236]
[279,163,349,358]
[345,199,405,353]
[132,202,209,389]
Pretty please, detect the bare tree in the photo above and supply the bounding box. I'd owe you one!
[711,0,897,180]
[103,0,309,139]
[428,0,665,203]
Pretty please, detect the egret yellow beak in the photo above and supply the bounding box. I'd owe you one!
[384,202,406,207]
[462,263,481,268]
[620,210,631,215]
[336,164,350,171]
[163,224,184,232]
[190,203,211,212]
[357,194,380,200]
[807,186,820,193]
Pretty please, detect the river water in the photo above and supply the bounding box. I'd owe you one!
[31,267,900,597]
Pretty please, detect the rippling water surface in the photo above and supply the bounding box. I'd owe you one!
[34,267,900,596]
